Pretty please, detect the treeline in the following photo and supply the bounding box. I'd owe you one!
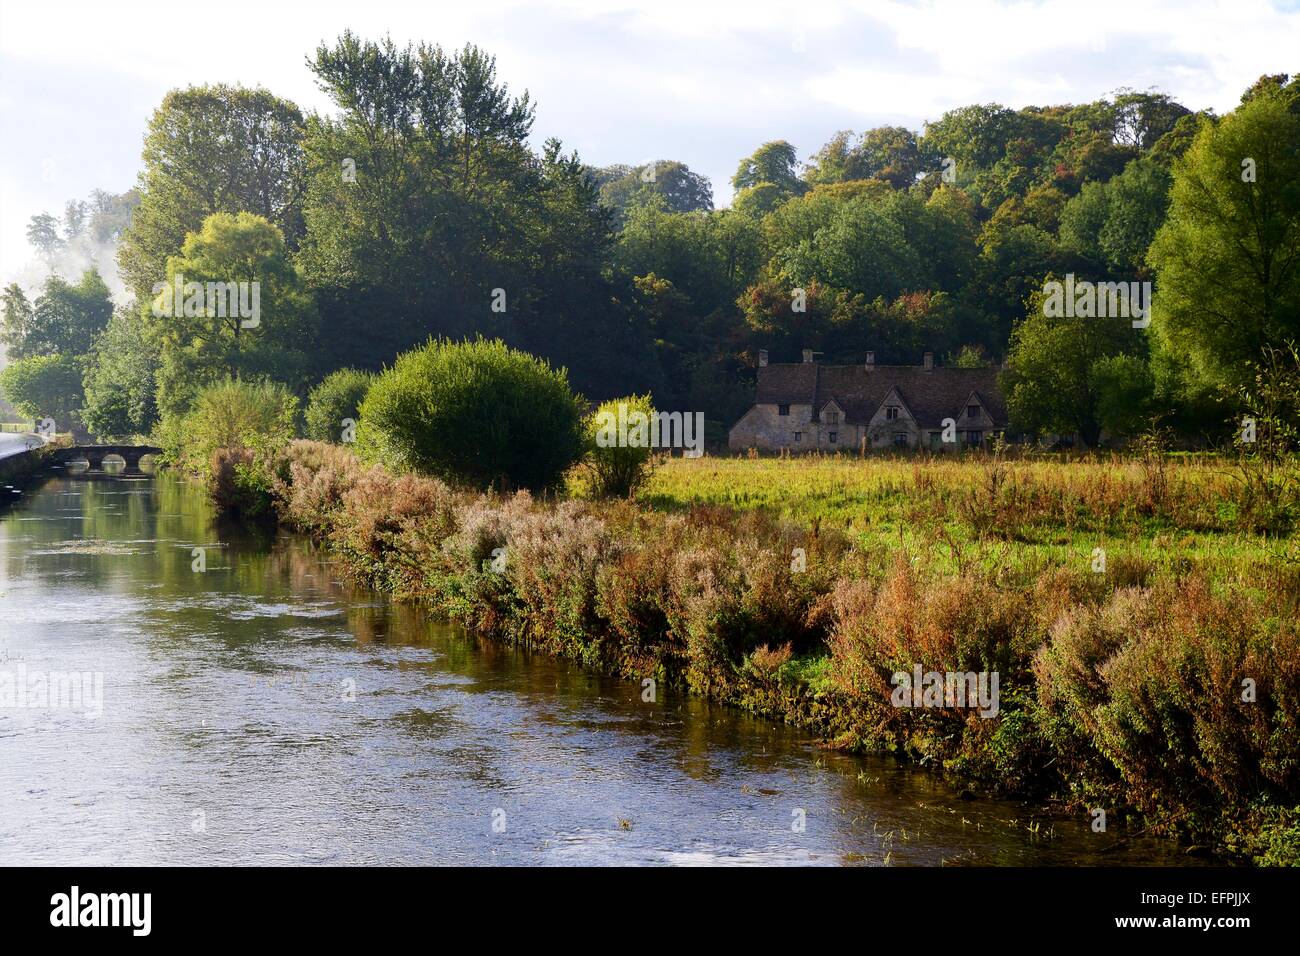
[1,35,1297,448]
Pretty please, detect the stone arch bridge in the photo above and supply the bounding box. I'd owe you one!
[53,445,162,474]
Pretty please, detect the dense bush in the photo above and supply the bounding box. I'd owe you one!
[156,377,299,474]
[358,337,583,491]
[304,368,373,443]
[1035,578,1300,830]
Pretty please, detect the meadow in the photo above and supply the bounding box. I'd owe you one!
[639,450,1297,585]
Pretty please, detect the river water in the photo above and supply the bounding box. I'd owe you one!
[0,470,1199,865]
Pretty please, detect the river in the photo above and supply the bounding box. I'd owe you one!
[0,469,1200,865]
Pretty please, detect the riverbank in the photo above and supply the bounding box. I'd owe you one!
[229,441,1300,864]
[0,435,56,503]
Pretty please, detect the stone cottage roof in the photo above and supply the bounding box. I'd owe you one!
[754,362,1008,429]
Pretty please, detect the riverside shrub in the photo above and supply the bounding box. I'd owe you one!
[584,394,658,498]
[304,368,373,443]
[358,337,584,491]
[158,377,299,475]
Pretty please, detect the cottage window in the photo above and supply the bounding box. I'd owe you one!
[885,406,900,421]
[823,409,839,424]
[828,431,838,444]
[929,431,942,449]
[793,431,802,443]
[966,430,983,445]
[892,433,908,448]
[967,404,980,419]
[778,403,790,416]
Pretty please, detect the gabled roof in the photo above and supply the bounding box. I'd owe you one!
[754,363,1008,429]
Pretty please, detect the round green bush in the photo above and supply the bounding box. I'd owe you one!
[584,393,659,498]
[359,337,583,491]
[305,368,373,443]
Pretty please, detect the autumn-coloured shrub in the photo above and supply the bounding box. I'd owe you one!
[1035,578,1300,829]
[507,502,617,662]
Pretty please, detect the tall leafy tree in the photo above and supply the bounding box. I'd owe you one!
[148,212,315,416]
[118,85,306,302]
[731,140,804,215]
[595,160,713,221]
[1,284,35,360]
[1002,284,1148,446]
[1148,91,1300,391]
[6,270,114,358]
[80,312,160,439]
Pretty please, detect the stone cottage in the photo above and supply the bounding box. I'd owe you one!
[728,350,1009,453]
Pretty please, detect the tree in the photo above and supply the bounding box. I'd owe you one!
[805,127,926,189]
[0,354,85,430]
[1148,91,1300,392]
[7,270,114,358]
[1097,160,1171,273]
[776,193,926,300]
[732,140,802,192]
[118,84,306,302]
[595,160,713,221]
[25,213,63,264]
[1109,89,1191,151]
[731,141,804,214]
[1,284,34,360]
[584,394,658,498]
[1059,158,1171,273]
[148,212,316,416]
[358,337,583,491]
[299,34,630,400]
[63,200,87,240]
[922,104,1019,170]
[1091,353,1155,436]
[80,313,160,440]
[1001,285,1147,446]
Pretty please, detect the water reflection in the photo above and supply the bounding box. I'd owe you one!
[0,474,1205,866]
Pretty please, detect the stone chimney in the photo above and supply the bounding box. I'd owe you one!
[923,351,934,370]
[802,349,814,364]
[864,351,875,369]
[758,349,768,367]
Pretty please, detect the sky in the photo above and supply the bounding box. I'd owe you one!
[1,0,1298,297]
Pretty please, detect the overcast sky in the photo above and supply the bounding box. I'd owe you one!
[2,0,1298,294]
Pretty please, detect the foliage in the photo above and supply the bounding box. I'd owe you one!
[157,377,299,474]
[80,313,159,440]
[0,353,85,427]
[1149,90,1300,392]
[1002,282,1148,445]
[118,84,306,303]
[304,368,373,443]
[583,394,660,498]
[358,337,583,491]
[147,212,315,417]
[0,270,112,359]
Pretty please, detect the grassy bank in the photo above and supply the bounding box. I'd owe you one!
[231,442,1299,864]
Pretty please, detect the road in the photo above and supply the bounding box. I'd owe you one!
[0,431,46,462]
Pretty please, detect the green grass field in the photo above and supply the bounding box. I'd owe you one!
[639,452,1297,585]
